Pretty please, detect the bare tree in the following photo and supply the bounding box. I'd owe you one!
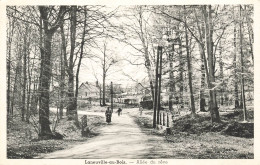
[120,6,155,102]
[94,37,119,106]
[38,6,66,138]
[239,5,247,121]
[66,6,78,124]
[202,5,220,122]
[75,6,88,112]
[6,10,16,116]
[184,6,196,117]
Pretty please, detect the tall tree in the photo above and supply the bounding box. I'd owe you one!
[66,6,78,123]
[168,40,174,112]
[184,6,196,117]
[6,10,16,116]
[102,41,107,106]
[219,40,224,106]
[136,6,155,102]
[97,38,119,106]
[239,5,247,121]
[244,5,254,65]
[194,8,207,112]
[22,26,28,121]
[202,5,220,122]
[233,12,239,108]
[38,6,66,138]
[75,6,88,112]
[120,6,155,102]
[178,37,184,109]
[59,19,67,119]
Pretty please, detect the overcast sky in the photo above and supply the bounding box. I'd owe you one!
[78,6,149,88]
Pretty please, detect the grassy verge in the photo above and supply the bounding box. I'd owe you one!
[130,109,254,159]
[7,112,106,159]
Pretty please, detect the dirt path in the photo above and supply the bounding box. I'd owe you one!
[36,109,153,159]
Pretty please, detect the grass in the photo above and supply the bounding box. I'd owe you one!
[130,108,254,159]
[171,110,254,138]
[7,111,106,159]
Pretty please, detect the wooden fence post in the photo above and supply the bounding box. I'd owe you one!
[163,112,165,126]
[160,112,162,125]
[81,115,89,137]
[167,113,169,127]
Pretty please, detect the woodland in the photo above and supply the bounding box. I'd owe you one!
[6,5,254,159]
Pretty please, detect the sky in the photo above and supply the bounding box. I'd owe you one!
[78,6,149,88]
[78,38,148,88]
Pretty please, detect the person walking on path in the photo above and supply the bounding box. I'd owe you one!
[139,105,143,116]
[117,108,122,116]
[105,107,112,123]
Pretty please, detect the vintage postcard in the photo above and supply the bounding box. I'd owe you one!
[0,0,259,165]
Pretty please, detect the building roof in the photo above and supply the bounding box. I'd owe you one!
[79,81,99,93]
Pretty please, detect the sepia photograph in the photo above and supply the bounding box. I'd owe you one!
[1,1,259,164]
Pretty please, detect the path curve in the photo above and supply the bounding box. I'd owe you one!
[37,109,152,159]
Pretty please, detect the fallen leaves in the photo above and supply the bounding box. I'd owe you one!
[7,112,106,159]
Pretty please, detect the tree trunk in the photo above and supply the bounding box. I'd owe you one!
[202,5,220,123]
[7,49,11,116]
[199,40,206,112]
[179,40,184,109]
[59,22,67,119]
[233,11,239,109]
[39,31,53,137]
[67,6,78,123]
[111,82,113,112]
[100,86,102,106]
[184,5,196,117]
[102,61,106,106]
[194,9,207,112]
[244,5,254,65]
[156,46,163,124]
[38,6,66,138]
[199,50,206,112]
[7,23,13,116]
[153,46,161,129]
[22,28,28,121]
[219,40,224,106]
[168,44,174,112]
[26,46,32,123]
[75,7,87,118]
[59,46,65,119]
[239,5,247,121]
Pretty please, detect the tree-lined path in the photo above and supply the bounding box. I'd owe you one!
[6,5,254,159]
[36,109,155,159]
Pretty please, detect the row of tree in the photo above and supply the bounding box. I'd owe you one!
[6,5,253,138]
[116,5,253,123]
[6,6,119,138]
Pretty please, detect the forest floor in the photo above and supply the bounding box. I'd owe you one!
[7,106,254,159]
[7,107,107,159]
[130,106,254,159]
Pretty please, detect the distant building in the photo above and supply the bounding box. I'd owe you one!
[78,81,100,101]
[124,83,150,96]
[117,83,151,105]
[77,81,153,105]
